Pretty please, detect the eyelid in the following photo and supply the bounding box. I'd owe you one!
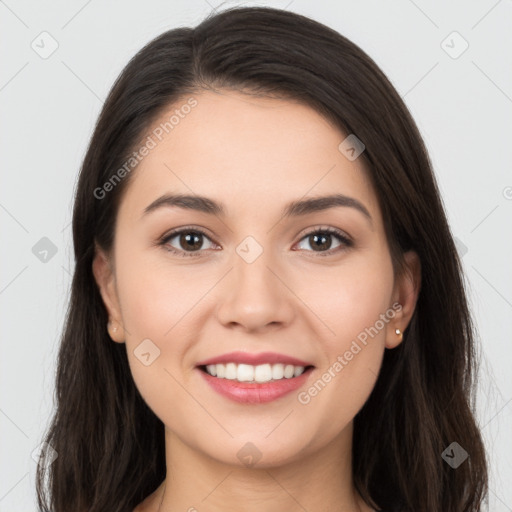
[295,225,352,245]
[158,225,219,256]
[293,225,352,256]
[158,225,353,257]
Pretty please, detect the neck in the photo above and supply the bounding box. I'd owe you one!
[149,423,373,512]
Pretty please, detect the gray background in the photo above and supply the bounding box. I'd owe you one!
[1,0,511,510]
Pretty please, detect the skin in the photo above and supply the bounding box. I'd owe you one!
[93,89,421,512]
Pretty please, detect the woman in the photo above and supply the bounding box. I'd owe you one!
[36,6,488,512]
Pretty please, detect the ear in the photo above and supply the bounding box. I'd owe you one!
[386,250,421,349]
[92,242,126,343]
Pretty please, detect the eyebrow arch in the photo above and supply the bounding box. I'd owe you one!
[141,193,373,226]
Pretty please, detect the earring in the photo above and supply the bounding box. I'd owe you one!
[108,321,118,333]
[395,328,403,341]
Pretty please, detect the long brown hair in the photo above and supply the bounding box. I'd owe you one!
[36,6,488,511]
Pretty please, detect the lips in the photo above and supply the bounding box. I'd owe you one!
[195,351,315,404]
[197,365,315,403]
[195,351,314,368]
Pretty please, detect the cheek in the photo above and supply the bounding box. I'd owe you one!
[113,247,224,401]
[296,250,394,343]
[112,252,186,394]
[115,249,194,336]
[293,254,393,421]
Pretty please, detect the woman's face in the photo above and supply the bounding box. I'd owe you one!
[94,89,420,468]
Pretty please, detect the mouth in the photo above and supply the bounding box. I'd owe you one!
[196,363,315,404]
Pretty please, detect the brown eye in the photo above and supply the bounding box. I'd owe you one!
[176,232,203,251]
[160,228,217,257]
[295,227,352,255]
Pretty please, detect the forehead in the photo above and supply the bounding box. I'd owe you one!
[118,89,380,226]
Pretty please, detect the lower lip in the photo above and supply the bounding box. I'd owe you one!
[197,367,314,404]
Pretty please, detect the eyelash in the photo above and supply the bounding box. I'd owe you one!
[158,225,353,258]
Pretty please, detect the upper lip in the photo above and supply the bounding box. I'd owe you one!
[196,351,314,367]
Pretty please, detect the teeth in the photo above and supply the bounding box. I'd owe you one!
[238,364,255,382]
[272,364,284,380]
[254,364,272,383]
[204,363,307,382]
[225,363,237,380]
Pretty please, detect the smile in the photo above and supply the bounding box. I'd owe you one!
[197,364,315,404]
[202,362,309,382]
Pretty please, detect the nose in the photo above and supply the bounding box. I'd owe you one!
[215,243,295,333]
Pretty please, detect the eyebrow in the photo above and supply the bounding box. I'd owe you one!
[141,193,373,226]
